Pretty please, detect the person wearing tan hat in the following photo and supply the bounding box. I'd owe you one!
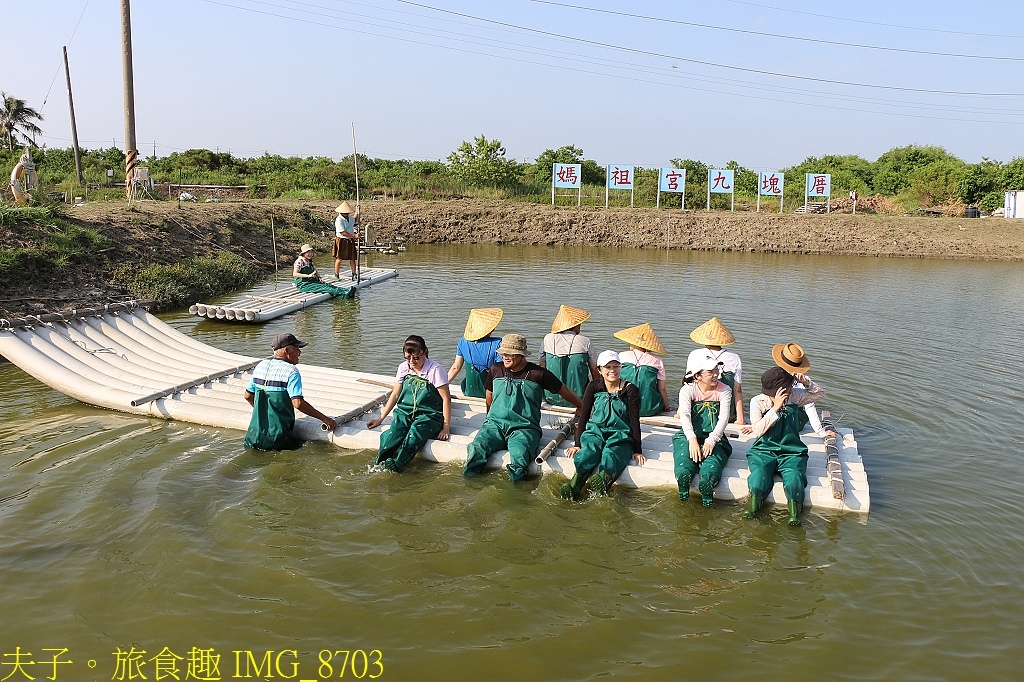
[293,244,354,298]
[672,355,733,507]
[464,333,582,482]
[614,322,671,417]
[447,308,503,398]
[560,350,645,501]
[243,333,337,451]
[333,201,360,281]
[687,317,745,425]
[742,345,826,526]
[538,305,599,408]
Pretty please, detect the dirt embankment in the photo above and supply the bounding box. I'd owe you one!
[2,199,1020,318]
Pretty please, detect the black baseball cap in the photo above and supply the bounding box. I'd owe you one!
[271,333,308,350]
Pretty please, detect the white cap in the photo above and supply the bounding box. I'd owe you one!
[596,350,620,367]
[686,354,723,376]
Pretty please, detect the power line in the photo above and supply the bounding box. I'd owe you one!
[39,0,92,114]
[392,0,1024,96]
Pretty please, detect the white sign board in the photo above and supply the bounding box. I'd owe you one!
[708,169,734,194]
[552,163,581,188]
[759,172,783,196]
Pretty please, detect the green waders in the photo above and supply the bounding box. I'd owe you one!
[744,404,809,524]
[244,388,302,451]
[294,266,354,298]
[461,363,488,399]
[375,375,444,472]
[561,390,634,500]
[620,363,665,416]
[464,376,543,482]
[720,370,738,423]
[671,399,732,506]
[544,351,589,407]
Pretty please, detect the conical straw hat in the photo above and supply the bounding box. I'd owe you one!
[613,323,667,355]
[336,201,354,213]
[551,305,591,333]
[464,308,503,341]
[690,317,736,346]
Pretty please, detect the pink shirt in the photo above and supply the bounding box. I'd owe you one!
[395,358,449,388]
[619,349,666,380]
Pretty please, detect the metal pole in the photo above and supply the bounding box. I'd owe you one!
[780,182,784,214]
[62,46,84,186]
[271,216,279,290]
[804,174,808,212]
[120,0,138,204]
[551,171,554,205]
[756,173,761,213]
[706,169,711,210]
[605,166,609,208]
[351,122,361,283]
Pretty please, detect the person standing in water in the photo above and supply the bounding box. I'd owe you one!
[447,308,503,399]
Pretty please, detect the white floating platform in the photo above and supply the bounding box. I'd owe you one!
[189,267,397,322]
[0,305,868,513]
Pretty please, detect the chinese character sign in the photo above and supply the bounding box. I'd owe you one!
[806,173,831,197]
[709,169,734,194]
[659,168,687,193]
[607,165,634,189]
[759,172,784,196]
[552,163,582,189]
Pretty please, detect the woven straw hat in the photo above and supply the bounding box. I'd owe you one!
[690,317,736,346]
[335,201,355,214]
[772,342,810,373]
[551,305,591,333]
[614,322,667,355]
[464,308,503,342]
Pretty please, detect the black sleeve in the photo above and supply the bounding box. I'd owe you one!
[574,380,602,447]
[624,382,643,452]
[539,367,564,395]
[483,363,501,393]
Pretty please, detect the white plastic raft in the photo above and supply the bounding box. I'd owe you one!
[0,303,868,513]
[189,267,398,322]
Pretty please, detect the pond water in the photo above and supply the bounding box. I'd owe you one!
[1,244,1022,681]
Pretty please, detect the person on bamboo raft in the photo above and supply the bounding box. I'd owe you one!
[292,244,354,297]
[243,333,337,451]
[742,343,826,526]
[464,334,582,482]
[614,322,671,417]
[447,308,503,399]
[366,335,452,472]
[333,201,360,281]
[538,305,599,408]
[672,355,733,507]
[687,317,745,425]
[560,351,645,501]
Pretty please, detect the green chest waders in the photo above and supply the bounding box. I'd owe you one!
[719,370,738,423]
[375,374,444,471]
[620,363,665,416]
[744,403,810,516]
[461,362,488,399]
[564,390,635,499]
[244,388,302,451]
[294,265,354,298]
[671,397,733,505]
[464,376,544,480]
[544,351,589,407]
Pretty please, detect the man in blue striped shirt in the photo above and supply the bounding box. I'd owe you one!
[244,333,337,450]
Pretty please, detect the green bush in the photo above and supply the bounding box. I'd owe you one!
[113,252,260,312]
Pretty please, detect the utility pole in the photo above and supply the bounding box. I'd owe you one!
[62,46,84,186]
[120,0,138,203]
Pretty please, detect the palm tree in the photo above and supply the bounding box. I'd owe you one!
[0,92,44,151]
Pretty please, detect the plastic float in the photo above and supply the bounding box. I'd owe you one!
[189,267,398,322]
[0,302,868,513]
[9,152,38,204]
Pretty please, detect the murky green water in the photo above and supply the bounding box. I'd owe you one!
[2,244,1023,681]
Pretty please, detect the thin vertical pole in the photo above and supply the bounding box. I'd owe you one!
[271,216,279,290]
[63,46,84,186]
[120,0,138,204]
[551,172,554,205]
[577,183,581,207]
[351,122,361,283]
[803,174,808,212]
[630,184,634,208]
[706,169,711,210]
[605,166,609,208]
[780,183,784,214]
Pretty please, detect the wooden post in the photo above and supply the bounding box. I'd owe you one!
[62,46,84,186]
[120,0,139,204]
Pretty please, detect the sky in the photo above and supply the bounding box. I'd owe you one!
[3,0,1024,170]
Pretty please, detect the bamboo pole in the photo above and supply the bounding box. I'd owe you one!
[322,392,391,431]
[536,417,577,463]
[62,46,84,186]
[351,122,361,283]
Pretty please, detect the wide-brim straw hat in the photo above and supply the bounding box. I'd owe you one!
[551,305,590,333]
[299,243,315,254]
[335,201,354,214]
[464,307,503,341]
[772,342,810,373]
[690,317,736,346]
[614,322,667,355]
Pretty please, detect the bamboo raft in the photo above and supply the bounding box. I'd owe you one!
[0,302,868,513]
[189,267,398,322]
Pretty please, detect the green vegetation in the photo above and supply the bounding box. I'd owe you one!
[5,137,1024,212]
[0,204,106,290]
[113,252,261,312]
[0,93,43,151]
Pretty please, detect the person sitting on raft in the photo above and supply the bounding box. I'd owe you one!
[538,305,599,408]
[293,244,354,297]
[672,356,733,507]
[243,333,337,451]
[614,322,671,416]
[464,334,582,482]
[561,351,645,501]
[447,307,503,399]
[687,317,745,425]
[366,335,452,472]
[742,343,825,526]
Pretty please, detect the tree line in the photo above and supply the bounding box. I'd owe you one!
[3,133,1022,212]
